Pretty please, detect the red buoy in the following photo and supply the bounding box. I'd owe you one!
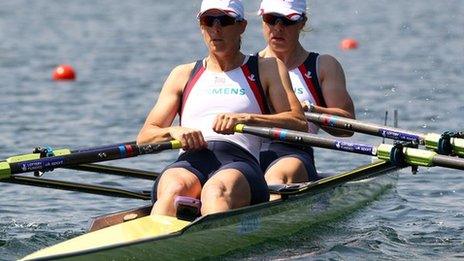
[340,38,359,50]
[52,65,76,81]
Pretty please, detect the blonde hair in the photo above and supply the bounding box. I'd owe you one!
[300,14,312,34]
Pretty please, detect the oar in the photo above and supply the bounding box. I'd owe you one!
[305,112,464,157]
[1,175,151,200]
[65,163,159,180]
[4,141,160,179]
[0,140,181,179]
[235,124,464,171]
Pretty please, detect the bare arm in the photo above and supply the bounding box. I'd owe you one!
[258,57,308,130]
[213,57,307,134]
[136,63,207,150]
[310,54,355,137]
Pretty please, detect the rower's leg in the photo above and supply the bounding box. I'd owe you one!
[265,157,308,201]
[200,169,251,215]
[265,157,309,184]
[151,168,201,216]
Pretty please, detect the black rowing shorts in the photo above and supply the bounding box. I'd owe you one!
[152,141,269,205]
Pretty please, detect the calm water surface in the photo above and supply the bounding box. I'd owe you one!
[0,0,463,260]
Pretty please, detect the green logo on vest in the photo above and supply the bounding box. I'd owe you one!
[208,87,246,95]
[293,88,304,95]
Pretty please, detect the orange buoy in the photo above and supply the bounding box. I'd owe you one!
[52,65,76,81]
[340,38,359,50]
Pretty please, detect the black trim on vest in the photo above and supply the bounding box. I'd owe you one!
[189,60,204,80]
[247,55,271,114]
[302,52,326,107]
[179,60,203,116]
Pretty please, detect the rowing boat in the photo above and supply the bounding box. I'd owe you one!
[22,160,401,260]
[2,114,462,260]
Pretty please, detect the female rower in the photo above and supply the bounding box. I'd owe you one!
[137,0,307,216]
[257,0,355,191]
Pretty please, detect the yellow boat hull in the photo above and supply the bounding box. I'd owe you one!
[23,161,400,260]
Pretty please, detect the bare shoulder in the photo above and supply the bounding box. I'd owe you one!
[164,62,198,93]
[318,54,344,71]
[258,56,285,75]
[169,62,197,81]
[258,55,281,66]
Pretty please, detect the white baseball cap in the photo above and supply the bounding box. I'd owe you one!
[198,0,245,20]
[258,0,307,21]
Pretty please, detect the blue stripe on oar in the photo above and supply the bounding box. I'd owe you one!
[118,145,127,157]
[272,129,288,141]
[328,116,338,127]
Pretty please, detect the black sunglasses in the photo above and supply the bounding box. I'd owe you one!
[262,14,303,26]
[199,15,238,27]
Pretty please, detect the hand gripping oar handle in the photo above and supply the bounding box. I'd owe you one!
[305,112,464,157]
[0,140,182,179]
[234,124,464,171]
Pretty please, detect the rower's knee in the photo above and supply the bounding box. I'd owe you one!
[152,182,187,216]
[201,181,228,204]
[158,168,201,195]
[200,170,250,214]
[158,182,188,200]
[265,157,308,184]
[152,168,201,216]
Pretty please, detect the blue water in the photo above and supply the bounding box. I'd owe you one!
[1,0,463,260]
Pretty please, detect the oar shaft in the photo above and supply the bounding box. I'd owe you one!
[306,112,464,157]
[235,124,464,171]
[305,112,425,143]
[65,164,158,180]
[70,141,137,153]
[1,140,181,177]
[1,176,151,200]
[433,154,464,170]
[236,125,375,155]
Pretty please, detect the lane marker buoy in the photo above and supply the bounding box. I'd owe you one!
[52,65,76,81]
[340,38,359,50]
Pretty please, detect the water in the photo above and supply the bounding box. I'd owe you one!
[0,0,463,260]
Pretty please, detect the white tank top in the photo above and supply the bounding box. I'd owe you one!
[289,66,320,134]
[181,56,266,160]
